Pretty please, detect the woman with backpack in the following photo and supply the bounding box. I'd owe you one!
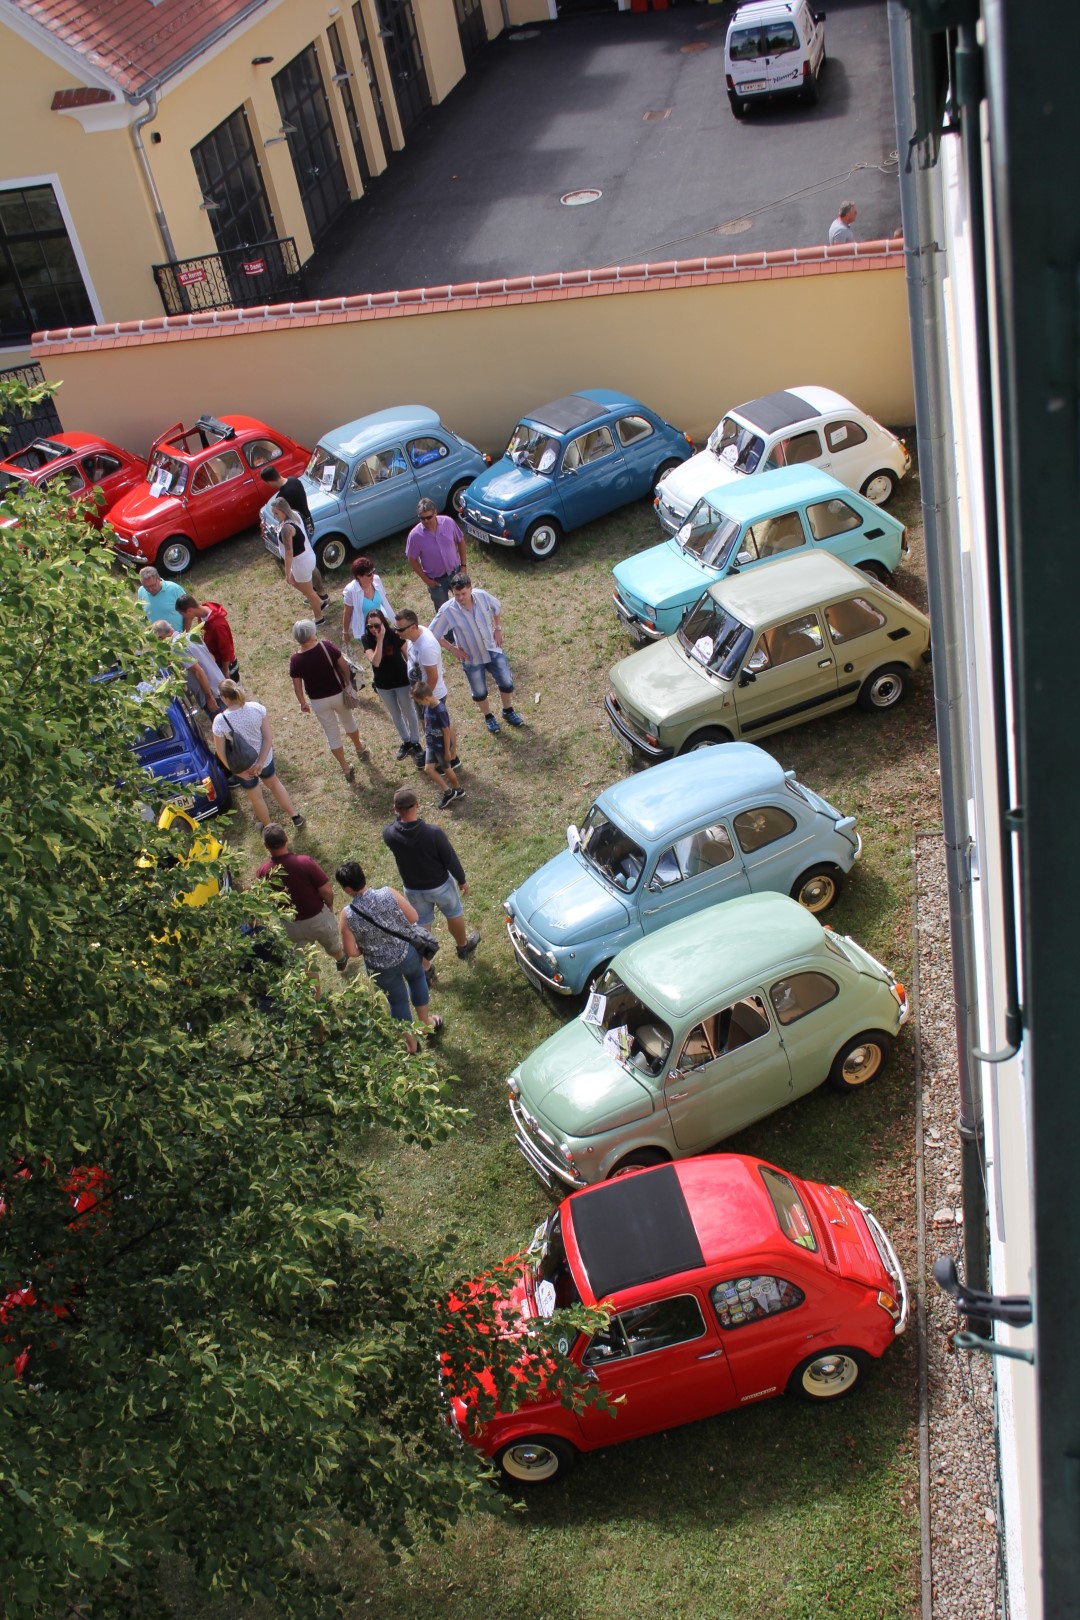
[211,678,305,830]
[335,860,443,1053]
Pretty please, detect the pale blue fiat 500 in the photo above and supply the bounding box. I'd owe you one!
[612,465,908,644]
[503,743,860,997]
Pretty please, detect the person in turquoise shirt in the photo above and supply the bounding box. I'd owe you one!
[137,566,186,631]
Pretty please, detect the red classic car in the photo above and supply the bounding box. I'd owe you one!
[107,413,309,576]
[449,1153,907,1483]
[1,1164,108,1380]
[0,432,146,528]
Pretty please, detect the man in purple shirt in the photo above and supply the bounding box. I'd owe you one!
[405,497,467,611]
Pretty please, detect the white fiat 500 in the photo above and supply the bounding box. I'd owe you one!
[655,387,910,535]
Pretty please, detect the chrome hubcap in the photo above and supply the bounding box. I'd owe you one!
[799,874,836,911]
[841,1044,881,1084]
[321,539,347,572]
[504,1443,558,1480]
[804,1354,858,1394]
[161,542,190,573]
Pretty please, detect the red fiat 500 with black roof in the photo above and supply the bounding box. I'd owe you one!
[448,1153,907,1484]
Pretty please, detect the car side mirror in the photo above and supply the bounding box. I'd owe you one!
[739,670,756,687]
[667,1067,685,1083]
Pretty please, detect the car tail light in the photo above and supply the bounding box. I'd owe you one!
[802,61,809,81]
[901,527,909,553]
[877,1290,902,1322]
[202,775,217,803]
[683,433,693,447]
[726,75,734,91]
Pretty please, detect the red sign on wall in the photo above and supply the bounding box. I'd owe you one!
[177,267,207,286]
[242,258,267,277]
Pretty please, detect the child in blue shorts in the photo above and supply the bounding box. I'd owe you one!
[411,682,464,808]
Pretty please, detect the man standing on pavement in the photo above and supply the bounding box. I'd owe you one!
[429,573,524,734]
[382,787,479,958]
[259,465,329,607]
[257,823,349,970]
[828,202,858,245]
[405,498,467,612]
[176,594,240,680]
[137,566,186,630]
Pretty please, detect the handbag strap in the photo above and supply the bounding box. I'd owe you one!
[319,639,347,694]
[348,893,415,951]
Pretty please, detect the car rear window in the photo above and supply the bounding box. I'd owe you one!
[759,1165,818,1252]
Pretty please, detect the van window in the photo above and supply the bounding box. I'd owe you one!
[807,499,863,541]
[729,25,765,60]
[825,597,887,643]
[762,20,799,52]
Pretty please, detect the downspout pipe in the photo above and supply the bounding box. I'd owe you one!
[887,0,989,1325]
[130,91,179,265]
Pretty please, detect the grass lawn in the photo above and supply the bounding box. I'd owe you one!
[172,465,936,1620]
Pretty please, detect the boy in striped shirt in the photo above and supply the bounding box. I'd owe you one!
[429,574,525,735]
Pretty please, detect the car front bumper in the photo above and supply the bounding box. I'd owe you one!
[856,1201,909,1335]
[603,694,672,763]
[612,591,664,642]
[509,1098,586,1191]
[505,920,575,996]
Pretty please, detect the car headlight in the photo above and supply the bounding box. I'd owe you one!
[643,604,656,620]
[507,1075,520,1099]
[559,1143,576,1169]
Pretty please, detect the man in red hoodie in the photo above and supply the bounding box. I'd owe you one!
[177,594,239,680]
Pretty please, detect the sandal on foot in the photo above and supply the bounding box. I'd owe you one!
[425,1015,445,1040]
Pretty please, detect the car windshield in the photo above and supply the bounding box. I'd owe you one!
[707,416,765,474]
[307,445,348,494]
[577,805,646,892]
[676,498,743,566]
[759,1165,818,1252]
[145,452,187,495]
[528,1211,581,1315]
[582,968,673,1076]
[0,469,26,498]
[506,422,560,473]
[677,596,753,677]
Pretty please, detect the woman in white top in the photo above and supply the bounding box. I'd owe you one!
[272,496,324,623]
[211,678,305,829]
[341,556,395,649]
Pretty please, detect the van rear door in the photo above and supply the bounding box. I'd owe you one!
[761,16,804,95]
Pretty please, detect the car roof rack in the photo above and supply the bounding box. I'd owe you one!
[194,414,235,441]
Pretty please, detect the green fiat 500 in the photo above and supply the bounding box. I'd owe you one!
[605,551,931,762]
[507,891,908,1191]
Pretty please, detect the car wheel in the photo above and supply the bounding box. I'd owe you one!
[448,479,471,517]
[678,727,733,754]
[790,864,844,913]
[787,1346,869,1402]
[496,1435,576,1486]
[157,536,194,576]
[653,458,683,491]
[860,470,897,505]
[609,1148,669,1179]
[804,72,819,106]
[857,664,909,712]
[583,960,612,998]
[728,92,746,119]
[524,518,562,561]
[857,560,890,584]
[315,533,349,574]
[826,1031,892,1092]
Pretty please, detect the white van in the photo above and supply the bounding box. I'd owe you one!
[724,0,826,119]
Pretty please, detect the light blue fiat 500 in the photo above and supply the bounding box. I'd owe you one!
[503,743,860,996]
[612,465,907,643]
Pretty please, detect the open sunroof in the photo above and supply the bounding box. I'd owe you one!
[570,1165,705,1297]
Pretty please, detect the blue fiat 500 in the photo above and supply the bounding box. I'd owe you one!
[503,743,860,996]
[460,389,692,561]
[612,466,908,643]
[133,693,231,820]
[265,406,489,573]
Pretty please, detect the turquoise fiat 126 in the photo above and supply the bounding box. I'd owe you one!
[503,744,860,997]
[612,465,907,644]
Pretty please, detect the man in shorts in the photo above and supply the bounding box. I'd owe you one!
[429,573,524,734]
[382,787,479,958]
[257,823,348,969]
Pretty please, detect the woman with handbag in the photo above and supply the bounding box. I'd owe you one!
[211,679,306,830]
[335,860,443,1051]
[289,619,368,782]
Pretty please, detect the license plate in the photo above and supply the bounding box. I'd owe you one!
[610,721,634,756]
[741,79,767,91]
[464,520,489,542]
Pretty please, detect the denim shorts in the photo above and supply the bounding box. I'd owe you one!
[463,649,514,701]
[405,875,464,925]
[236,758,277,789]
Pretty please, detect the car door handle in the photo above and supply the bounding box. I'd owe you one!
[668,1090,689,1101]
[697,1348,724,1361]
[817,658,832,669]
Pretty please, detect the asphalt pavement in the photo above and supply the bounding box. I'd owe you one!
[306,0,901,298]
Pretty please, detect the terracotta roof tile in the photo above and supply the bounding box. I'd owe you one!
[19,0,266,99]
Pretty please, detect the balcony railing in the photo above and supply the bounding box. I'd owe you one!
[152,240,306,317]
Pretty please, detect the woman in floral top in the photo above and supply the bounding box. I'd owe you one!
[336,860,442,1052]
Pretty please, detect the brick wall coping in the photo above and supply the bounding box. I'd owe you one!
[32,239,904,355]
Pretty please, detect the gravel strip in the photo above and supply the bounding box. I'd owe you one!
[915,831,1003,1620]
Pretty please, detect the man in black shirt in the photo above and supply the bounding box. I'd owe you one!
[382,787,480,959]
[260,465,329,604]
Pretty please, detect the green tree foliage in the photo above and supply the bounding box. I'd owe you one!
[0,398,602,1617]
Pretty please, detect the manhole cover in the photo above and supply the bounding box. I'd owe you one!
[710,217,754,235]
[642,108,672,121]
[508,29,539,39]
[560,189,603,207]
[680,41,710,52]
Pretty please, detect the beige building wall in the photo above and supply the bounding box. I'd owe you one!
[414,0,467,101]
[36,262,914,455]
